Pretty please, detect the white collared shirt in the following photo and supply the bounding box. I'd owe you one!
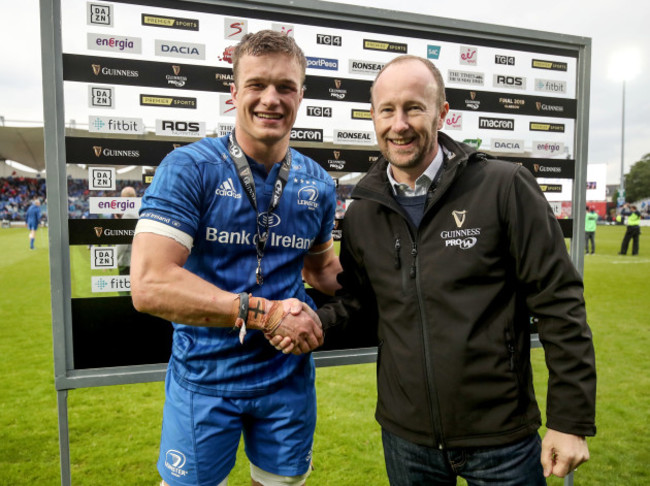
[387,146,444,197]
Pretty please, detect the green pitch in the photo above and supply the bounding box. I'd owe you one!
[0,225,648,485]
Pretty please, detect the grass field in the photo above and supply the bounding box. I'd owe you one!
[1,225,648,485]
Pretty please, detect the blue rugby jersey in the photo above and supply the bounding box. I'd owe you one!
[139,135,336,397]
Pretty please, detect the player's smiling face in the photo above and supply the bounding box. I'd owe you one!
[231,52,304,148]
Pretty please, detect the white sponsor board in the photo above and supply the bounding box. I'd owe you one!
[89,197,142,215]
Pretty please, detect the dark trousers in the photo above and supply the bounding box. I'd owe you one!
[382,429,546,486]
[620,226,640,255]
[585,231,595,253]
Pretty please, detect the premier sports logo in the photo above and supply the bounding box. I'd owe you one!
[142,14,199,31]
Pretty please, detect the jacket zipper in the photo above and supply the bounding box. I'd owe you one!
[406,222,446,450]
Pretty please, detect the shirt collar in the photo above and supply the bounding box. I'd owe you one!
[387,146,445,197]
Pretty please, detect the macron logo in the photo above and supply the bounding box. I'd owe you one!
[215,178,242,198]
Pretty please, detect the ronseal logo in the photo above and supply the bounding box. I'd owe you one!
[349,59,385,75]
[334,130,375,145]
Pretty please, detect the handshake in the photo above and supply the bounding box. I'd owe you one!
[233,294,323,354]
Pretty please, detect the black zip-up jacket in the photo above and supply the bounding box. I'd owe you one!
[318,132,596,448]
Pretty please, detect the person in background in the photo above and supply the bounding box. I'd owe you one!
[130,30,340,486]
[25,198,41,250]
[277,55,596,485]
[116,185,138,296]
[618,203,641,255]
[585,206,598,254]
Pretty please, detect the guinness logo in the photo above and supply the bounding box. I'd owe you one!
[94,227,103,237]
[333,150,341,160]
[173,144,182,149]
[452,210,467,228]
[469,91,476,100]
[533,164,540,172]
[93,146,102,157]
[536,102,542,111]
[172,65,181,76]
[92,64,101,76]
[334,79,342,89]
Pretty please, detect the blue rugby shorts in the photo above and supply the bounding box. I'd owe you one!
[157,368,316,485]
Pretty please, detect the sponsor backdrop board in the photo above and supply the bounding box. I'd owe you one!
[43,1,589,483]
[44,0,589,388]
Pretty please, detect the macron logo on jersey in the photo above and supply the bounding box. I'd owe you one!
[216,178,242,198]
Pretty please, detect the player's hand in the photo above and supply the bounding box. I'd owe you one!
[541,429,590,478]
[266,301,323,354]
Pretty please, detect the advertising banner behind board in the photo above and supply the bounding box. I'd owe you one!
[44,0,589,385]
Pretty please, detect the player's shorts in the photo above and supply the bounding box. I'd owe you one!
[157,368,316,486]
[27,222,38,231]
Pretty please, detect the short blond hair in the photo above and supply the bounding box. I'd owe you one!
[232,30,307,87]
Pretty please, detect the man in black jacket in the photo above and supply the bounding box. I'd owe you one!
[273,55,596,485]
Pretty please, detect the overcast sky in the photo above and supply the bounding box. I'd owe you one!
[1,0,648,184]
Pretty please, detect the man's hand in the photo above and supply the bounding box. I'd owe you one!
[541,429,590,478]
[264,300,323,354]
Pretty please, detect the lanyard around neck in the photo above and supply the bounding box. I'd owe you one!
[228,130,292,286]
